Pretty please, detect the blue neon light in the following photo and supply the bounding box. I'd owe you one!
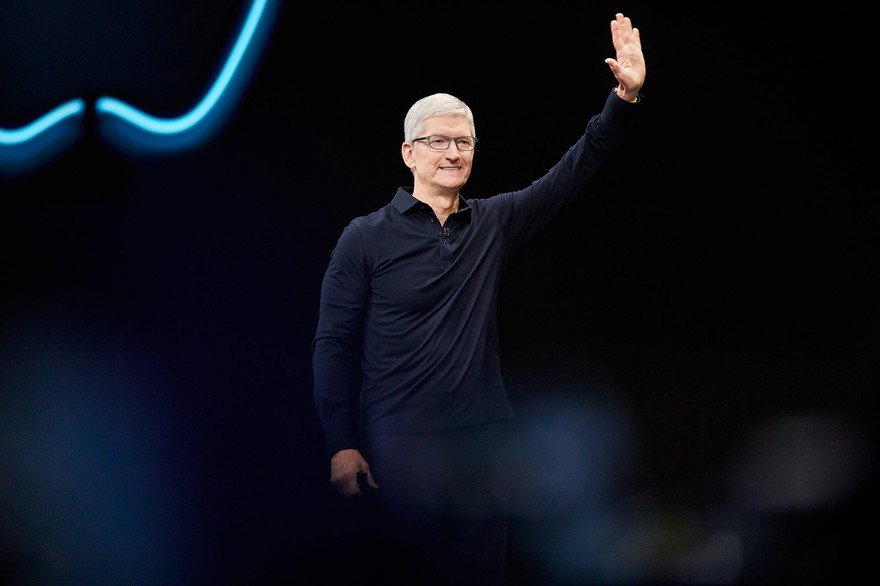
[96,0,270,136]
[0,99,86,146]
[2,0,277,174]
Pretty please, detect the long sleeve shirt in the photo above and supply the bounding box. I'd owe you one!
[313,90,639,458]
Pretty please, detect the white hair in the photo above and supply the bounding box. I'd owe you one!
[403,93,475,142]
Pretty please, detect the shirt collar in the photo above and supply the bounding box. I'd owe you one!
[391,187,471,216]
[391,187,421,214]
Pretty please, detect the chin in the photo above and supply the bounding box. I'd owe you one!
[440,183,466,192]
[444,177,469,189]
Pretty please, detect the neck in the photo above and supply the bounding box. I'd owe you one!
[412,188,459,225]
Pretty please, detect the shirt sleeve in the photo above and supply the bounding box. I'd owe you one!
[495,90,639,252]
[312,222,370,459]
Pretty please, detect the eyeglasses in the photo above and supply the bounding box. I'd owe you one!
[412,135,478,151]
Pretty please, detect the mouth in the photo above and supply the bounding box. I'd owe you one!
[439,166,461,172]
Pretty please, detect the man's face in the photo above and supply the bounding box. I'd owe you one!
[401,115,474,195]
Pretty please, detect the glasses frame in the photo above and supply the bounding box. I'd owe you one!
[411,135,478,151]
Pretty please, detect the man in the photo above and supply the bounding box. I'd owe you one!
[312,13,645,584]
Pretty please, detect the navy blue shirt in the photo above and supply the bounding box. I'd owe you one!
[313,91,638,458]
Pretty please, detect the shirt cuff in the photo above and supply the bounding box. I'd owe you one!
[325,424,360,460]
[599,88,640,131]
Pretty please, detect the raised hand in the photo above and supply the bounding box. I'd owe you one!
[604,13,646,102]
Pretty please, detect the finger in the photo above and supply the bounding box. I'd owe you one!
[616,14,637,42]
[357,468,379,491]
[611,16,634,51]
[334,472,362,498]
[615,13,628,37]
[605,57,619,74]
[631,27,642,49]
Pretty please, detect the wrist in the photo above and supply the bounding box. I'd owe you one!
[613,86,640,103]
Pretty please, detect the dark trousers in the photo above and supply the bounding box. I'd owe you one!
[361,420,511,585]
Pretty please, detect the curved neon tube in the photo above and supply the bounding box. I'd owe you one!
[96,0,269,135]
[0,99,86,146]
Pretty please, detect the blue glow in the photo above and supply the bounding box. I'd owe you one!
[0,99,85,146]
[1,0,277,172]
[97,0,273,143]
[1,100,86,174]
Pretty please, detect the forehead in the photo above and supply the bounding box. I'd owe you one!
[420,115,471,135]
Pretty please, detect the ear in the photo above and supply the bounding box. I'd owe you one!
[401,141,416,170]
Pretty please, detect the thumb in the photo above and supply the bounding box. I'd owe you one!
[367,470,380,490]
[605,57,619,74]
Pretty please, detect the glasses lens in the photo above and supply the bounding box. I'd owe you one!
[428,136,451,150]
[455,137,475,151]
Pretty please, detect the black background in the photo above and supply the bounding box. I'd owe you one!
[1,2,875,584]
